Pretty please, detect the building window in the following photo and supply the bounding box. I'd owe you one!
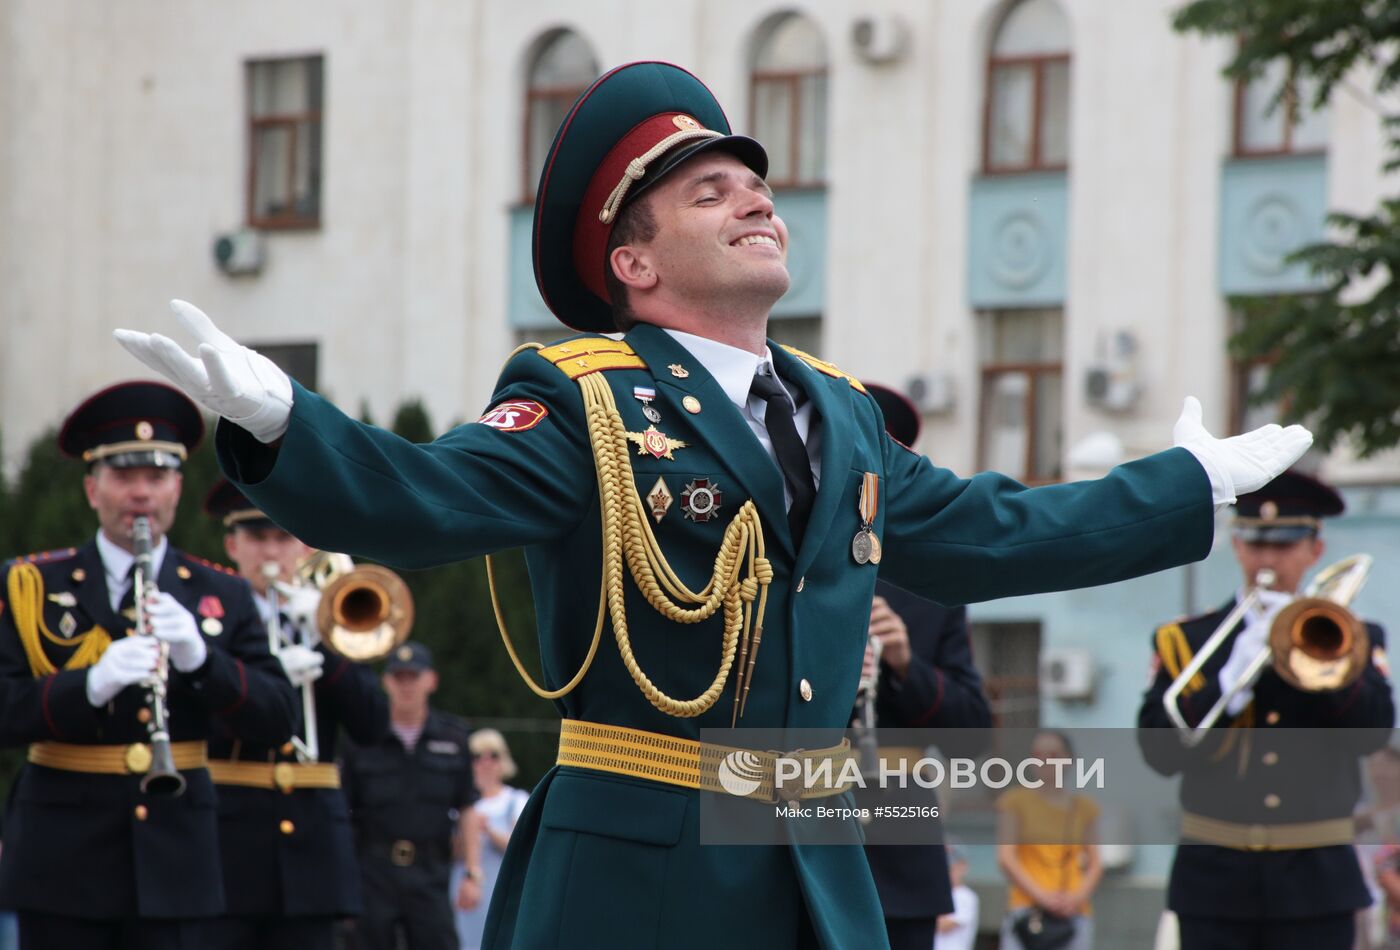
[523,31,597,202]
[983,0,1071,173]
[750,14,828,188]
[978,308,1064,483]
[249,341,319,392]
[970,620,1042,729]
[247,56,324,229]
[1234,58,1329,157]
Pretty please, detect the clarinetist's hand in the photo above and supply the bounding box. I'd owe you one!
[868,596,911,678]
[86,636,161,706]
[114,300,294,444]
[147,592,209,673]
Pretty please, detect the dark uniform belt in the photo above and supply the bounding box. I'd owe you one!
[557,718,857,804]
[208,759,341,793]
[28,740,208,775]
[1181,812,1356,851]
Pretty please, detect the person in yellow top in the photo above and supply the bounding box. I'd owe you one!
[997,730,1102,949]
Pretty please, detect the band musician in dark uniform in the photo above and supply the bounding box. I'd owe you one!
[856,383,993,950]
[0,381,297,950]
[1138,470,1394,950]
[341,641,476,950]
[200,479,389,950]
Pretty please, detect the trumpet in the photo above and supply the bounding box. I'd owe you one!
[1163,553,1372,747]
[131,516,186,796]
[267,551,413,763]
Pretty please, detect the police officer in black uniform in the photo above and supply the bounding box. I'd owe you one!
[341,642,475,950]
[856,384,994,950]
[0,381,298,950]
[200,479,389,950]
[1138,470,1394,950]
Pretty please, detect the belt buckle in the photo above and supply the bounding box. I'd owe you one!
[1246,824,1269,851]
[124,743,153,775]
[273,762,297,793]
[390,840,416,867]
[768,748,808,806]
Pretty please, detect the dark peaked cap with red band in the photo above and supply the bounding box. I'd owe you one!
[58,380,203,469]
[863,382,922,449]
[532,61,768,332]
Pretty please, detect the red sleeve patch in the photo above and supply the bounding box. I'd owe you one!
[478,400,549,432]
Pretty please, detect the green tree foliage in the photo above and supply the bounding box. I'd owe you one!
[1174,0,1400,456]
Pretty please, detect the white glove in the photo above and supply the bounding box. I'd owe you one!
[1217,589,1291,716]
[1173,396,1313,505]
[147,592,209,673]
[113,300,294,444]
[274,584,323,647]
[86,636,161,707]
[277,643,325,688]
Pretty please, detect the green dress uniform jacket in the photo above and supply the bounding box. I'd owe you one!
[216,324,1214,949]
[0,541,297,920]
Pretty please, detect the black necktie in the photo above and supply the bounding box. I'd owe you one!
[751,370,816,550]
[117,564,137,616]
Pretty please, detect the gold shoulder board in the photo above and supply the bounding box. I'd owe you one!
[780,345,867,394]
[537,338,647,380]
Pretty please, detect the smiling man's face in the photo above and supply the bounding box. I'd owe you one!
[632,151,791,311]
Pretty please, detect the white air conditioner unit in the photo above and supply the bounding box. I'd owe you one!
[851,14,909,64]
[904,371,955,414]
[1084,366,1140,412]
[1040,647,1095,701]
[213,228,265,276]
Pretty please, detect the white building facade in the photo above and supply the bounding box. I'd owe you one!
[2,0,1397,938]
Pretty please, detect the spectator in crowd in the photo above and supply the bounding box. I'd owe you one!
[996,730,1101,950]
[454,729,530,950]
[934,842,979,950]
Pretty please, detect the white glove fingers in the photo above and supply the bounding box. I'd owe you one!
[199,344,245,402]
[171,298,239,351]
[151,333,213,396]
[114,330,192,389]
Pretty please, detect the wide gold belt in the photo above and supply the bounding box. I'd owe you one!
[1181,812,1356,851]
[208,759,341,793]
[557,719,856,804]
[28,741,208,775]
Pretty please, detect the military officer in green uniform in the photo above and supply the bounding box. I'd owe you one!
[0,381,297,950]
[1138,471,1393,949]
[118,61,1312,949]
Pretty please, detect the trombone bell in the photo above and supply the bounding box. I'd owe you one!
[315,564,414,662]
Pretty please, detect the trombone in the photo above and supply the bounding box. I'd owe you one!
[266,551,414,763]
[1163,554,1372,747]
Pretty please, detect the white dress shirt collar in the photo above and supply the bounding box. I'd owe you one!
[660,328,788,410]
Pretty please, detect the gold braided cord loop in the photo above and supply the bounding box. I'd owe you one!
[485,364,772,719]
[7,563,111,677]
[487,554,607,701]
[598,128,723,224]
[580,373,771,718]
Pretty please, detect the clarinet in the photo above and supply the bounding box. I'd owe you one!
[132,516,186,796]
[854,634,883,781]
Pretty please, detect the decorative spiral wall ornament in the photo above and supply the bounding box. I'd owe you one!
[988,211,1052,290]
